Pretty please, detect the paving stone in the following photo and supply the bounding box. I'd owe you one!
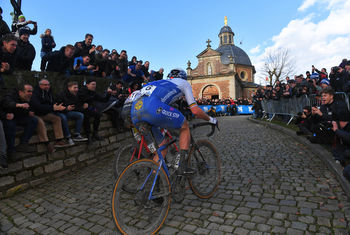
[287,228,304,235]
[158,226,179,234]
[233,227,249,235]
[256,224,271,232]
[317,217,331,227]
[194,228,210,234]
[291,221,308,231]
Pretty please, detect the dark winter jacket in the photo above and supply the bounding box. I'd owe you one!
[55,89,84,113]
[15,39,36,71]
[335,123,350,147]
[78,86,111,108]
[29,86,55,116]
[0,46,16,74]
[41,35,56,53]
[1,88,31,118]
[319,100,349,123]
[0,105,6,120]
[0,16,11,39]
[74,40,92,57]
[41,46,74,74]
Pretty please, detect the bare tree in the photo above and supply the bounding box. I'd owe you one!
[262,48,295,86]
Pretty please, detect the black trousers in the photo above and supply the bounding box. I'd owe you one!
[83,110,101,135]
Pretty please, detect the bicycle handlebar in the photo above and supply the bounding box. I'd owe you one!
[192,122,219,137]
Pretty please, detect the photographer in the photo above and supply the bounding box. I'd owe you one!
[295,106,312,136]
[308,87,348,144]
[330,61,350,92]
[73,54,97,75]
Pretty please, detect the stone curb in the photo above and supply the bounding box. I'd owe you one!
[248,117,350,199]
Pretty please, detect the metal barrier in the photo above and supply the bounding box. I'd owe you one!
[261,95,311,125]
[260,92,350,125]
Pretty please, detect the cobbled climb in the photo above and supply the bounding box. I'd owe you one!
[1,116,349,234]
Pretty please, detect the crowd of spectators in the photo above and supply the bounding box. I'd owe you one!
[0,9,165,169]
[251,59,350,181]
[196,97,252,106]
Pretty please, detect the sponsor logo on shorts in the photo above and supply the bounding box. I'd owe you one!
[161,109,180,118]
[156,107,163,114]
[135,100,143,110]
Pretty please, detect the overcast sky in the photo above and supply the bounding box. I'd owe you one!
[2,0,350,85]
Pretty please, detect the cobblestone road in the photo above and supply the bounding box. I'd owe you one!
[1,116,350,235]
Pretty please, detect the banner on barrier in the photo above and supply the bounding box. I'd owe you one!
[237,105,254,114]
[199,105,253,115]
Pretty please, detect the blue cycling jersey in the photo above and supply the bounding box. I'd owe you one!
[130,78,197,143]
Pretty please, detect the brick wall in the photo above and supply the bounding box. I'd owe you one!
[0,114,133,199]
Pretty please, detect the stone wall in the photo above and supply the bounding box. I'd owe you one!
[0,114,133,199]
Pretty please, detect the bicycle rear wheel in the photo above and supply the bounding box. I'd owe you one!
[188,139,221,199]
[113,143,142,178]
[111,159,171,235]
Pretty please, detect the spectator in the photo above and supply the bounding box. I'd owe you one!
[74,33,94,58]
[150,68,164,81]
[95,45,103,55]
[30,79,70,147]
[1,84,38,157]
[78,78,112,144]
[141,61,150,80]
[107,81,128,132]
[0,33,17,75]
[129,56,137,66]
[14,28,36,71]
[55,81,87,143]
[0,106,9,168]
[282,84,292,98]
[0,7,10,39]
[125,61,147,86]
[117,50,128,80]
[40,44,75,74]
[40,28,56,58]
[308,87,347,144]
[331,109,350,166]
[73,54,96,75]
[111,81,127,106]
[94,49,109,77]
[329,63,350,92]
[312,65,328,83]
[295,106,312,136]
[11,15,37,38]
[127,81,140,94]
[104,52,118,79]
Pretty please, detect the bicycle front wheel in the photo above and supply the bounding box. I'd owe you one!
[188,139,221,199]
[111,159,171,235]
[113,143,141,178]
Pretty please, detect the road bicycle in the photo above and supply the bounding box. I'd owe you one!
[111,122,221,235]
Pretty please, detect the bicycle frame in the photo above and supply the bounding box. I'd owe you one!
[129,127,179,162]
[142,143,171,200]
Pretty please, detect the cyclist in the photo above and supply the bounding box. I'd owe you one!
[130,68,217,175]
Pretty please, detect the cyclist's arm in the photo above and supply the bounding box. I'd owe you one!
[178,79,211,121]
[190,106,210,121]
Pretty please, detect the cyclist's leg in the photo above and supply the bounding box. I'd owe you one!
[131,97,185,163]
[179,120,190,150]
